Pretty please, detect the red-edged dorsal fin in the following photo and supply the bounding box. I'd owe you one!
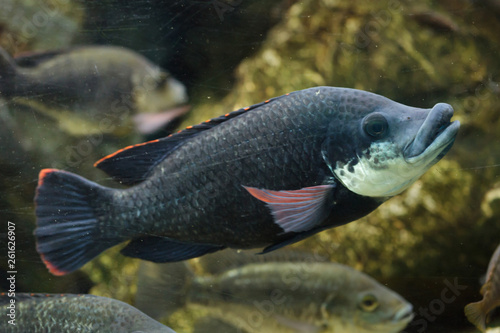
[198,248,328,275]
[14,49,67,67]
[38,168,60,187]
[95,94,290,186]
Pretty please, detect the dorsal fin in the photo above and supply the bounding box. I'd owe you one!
[14,49,68,67]
[0,292,84,305]
[94,94,290,185]
[198,248,328,275]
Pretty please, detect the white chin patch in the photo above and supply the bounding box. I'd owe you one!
[333,142,436,198]
[166,77,188,105]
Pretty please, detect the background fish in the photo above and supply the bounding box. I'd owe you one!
[34,87,460,275]
[192,317,244,333]
[0,46,189,136]
[465,244,500,332]
[0,293,176,333]
[135,250,414,333]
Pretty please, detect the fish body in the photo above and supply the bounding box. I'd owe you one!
[34,87,460,275]
[0,46,188,135]
[465,244,500,331]
[0,293,176,333]
[193,317,243,333]
[135,251,414,333]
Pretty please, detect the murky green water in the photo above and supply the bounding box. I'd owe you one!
[0,1,499,332]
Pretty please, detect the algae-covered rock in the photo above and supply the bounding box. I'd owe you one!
[0,0,84,54]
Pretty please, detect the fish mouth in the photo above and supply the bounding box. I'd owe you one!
[404,103,460,163]
[393,304,414,325]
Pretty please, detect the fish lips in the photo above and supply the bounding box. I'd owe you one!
[404,103,460,163]
[393,303,414,325]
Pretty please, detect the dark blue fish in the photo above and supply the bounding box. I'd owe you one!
[34,87,460,275]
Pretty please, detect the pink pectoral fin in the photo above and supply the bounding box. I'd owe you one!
[133,105,191,134]
[243,184,334,233]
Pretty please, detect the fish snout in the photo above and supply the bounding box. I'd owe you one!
[404,102,459,161]
[393,303,414,324]
[168,77,189,105]
[431,103,455,134]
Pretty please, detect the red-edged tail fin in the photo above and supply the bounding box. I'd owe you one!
[464,301,487,332]
[34,169,119,276]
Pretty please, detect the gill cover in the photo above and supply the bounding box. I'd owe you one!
[322,102,459,198]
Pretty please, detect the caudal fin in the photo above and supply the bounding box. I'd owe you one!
[135,261,193,320]
[464,301,487,332]
[34,169,119,276]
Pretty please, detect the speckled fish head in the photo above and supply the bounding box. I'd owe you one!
[134,70,188,113]
[155,73,188,107]
[322,90,460,198]
[322,272,414,333]
[345,286,414,333]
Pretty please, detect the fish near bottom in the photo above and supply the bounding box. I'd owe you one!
[135,250,414,333]
[0,293,176,333]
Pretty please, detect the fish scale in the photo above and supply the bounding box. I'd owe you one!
[0,293,175,332]
[34,87,459,275]
[109,98,329,241]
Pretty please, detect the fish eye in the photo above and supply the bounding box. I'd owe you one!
[363,113,388,138]
[359,294,379,312]
[157,72,170,86]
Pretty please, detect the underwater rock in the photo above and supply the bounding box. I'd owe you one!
[0,0,84,54]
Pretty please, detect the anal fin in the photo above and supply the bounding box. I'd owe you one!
[261,225,329,254]
[121,236,225,262]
